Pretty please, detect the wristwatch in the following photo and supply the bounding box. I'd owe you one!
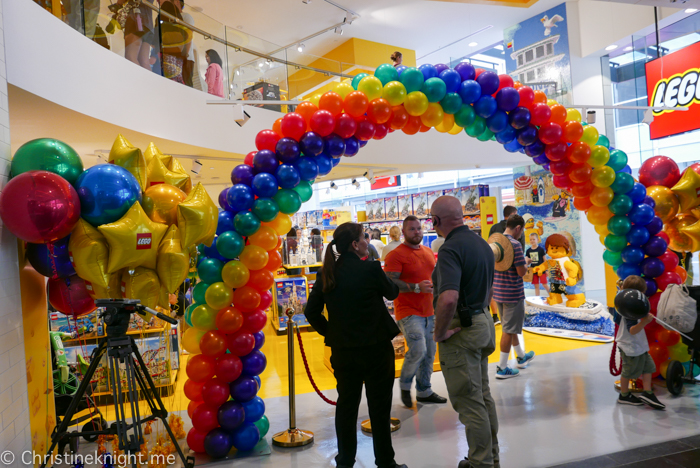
[413,283,421,293]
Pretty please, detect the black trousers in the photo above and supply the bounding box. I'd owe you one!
[331,341,396,468]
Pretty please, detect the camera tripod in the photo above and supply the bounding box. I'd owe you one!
[41,299,194,468]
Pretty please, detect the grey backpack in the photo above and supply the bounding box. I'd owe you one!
[657,284,697,333]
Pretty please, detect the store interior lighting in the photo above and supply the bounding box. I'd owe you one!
[191,160,203,175]
[605,44,618,51]
[642,108,654,124]
[363,169,376,185]
[330,182,339,190]
[297,43,305,52]
[302,0,312,4]
[334,26,343,35]
[686,8,698,13]
[586,110,596,124]
[469,42,478,47]
[351,178,360,188]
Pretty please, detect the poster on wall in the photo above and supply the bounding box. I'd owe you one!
[503,2,572,106]
[513,165,584,293]
[398,194,413,217]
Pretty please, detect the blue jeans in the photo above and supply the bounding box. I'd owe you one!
[397,315,436,397]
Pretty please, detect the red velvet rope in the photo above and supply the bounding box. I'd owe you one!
[609,322,621,377]
[294,324,337,406]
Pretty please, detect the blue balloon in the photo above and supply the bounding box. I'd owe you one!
[230,375,258,402]
[626,225,651,246]
[219,188,232,212]
[439,69,462,93]
[495,126,516,144]
[627,183,647,204]
[516,125,538,146]
[298,132,323,157]
[396,65,407,76]
[641,257,665,278]
[643,236,668,257]
[486,110,508,133]
[241,396,265,423]
[628,204,655,226]
[217,211,235,235]
[344,136,360,157]
[619,165,632,174]
[525,141,545,158]
[26,235,75,277]
[454,62,476,81]
[458,80,481,104]
[644,196,656,209]
[503,139,523,153]
[646,216,664,236]
[509,107,531,129]
[231,164,254,186]
[434,63,449,74]
[476,71,499,95]
[230,423,260,452]
[359,140,368,148]
[252,149,279,175]
[331,157,341,167]
[323,134,345,157]
[294,157,319,181]
[253,331,265,351]
[275,164,300,189]
[204,428,233,458]
[253,375,262,389]
[644,278,658,297]
[621,245,645,264]
[75,164,142,226]
[474,95,497,118]
[252,173,278,198]
[203,237,229,262]
[316,155,333,176]
[495,87,520,111]
[226,184,255,212]
[275,138,300,164]
[241,350,267,376]
[419,64,438,80]
[218,401,245,432]
[617,263,641,280]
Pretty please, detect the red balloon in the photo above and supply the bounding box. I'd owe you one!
[355,119,376,141]
[201,377,230,407]
[373,123,389,140]
[215,354,243,382]
[243,309,268,334]
[188,400,204,419]
[389,106,409,130]
[280,113,307,141]
[184,379,205,401]
[549,159,572,176]
[0,171,80,244]
[648,292,662,314]
[265,250,283,272]
[517,87,535,109]
[255,130,280,152]
[216,306,244,334]
[248,269,274,292]
[656,232,671,245]
[186,354,216,382]
[553,174,574,190]
[639,155,681,188]
[475,68,485,78]
[244,151,256,166]
[658,329,681,347]
[334,113,357,139]
[259,290,273,310]
[309,110,336,137]
[659,250,679,272]
[226,330,255,356]
[200,330,228,358]
[684,162,700,176]
[233,286,261,311]
[538,122,562,145]
[649,343,669,365]
[545,142,568,161]
[530,103,552,126]
[192,403,220,432]
[567,163,593,184]
[48,275,97,318]
[187,428,207,454]
[366,98,392,124]
[497,74,514,92]
[419,124,431,133]
[656,271,682,291]
[402,116,422,135]
[572,180,595,198]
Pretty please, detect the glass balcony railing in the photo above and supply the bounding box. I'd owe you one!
[35,0,355,109]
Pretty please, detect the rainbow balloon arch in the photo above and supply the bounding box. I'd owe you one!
[1,61,699,460]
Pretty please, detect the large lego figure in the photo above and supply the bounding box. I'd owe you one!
[533,233,585,308]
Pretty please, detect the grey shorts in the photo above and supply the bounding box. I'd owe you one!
[496,299,525,334]
[620,350,656,380]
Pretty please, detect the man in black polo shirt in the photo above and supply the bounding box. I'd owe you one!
[431,196,499,468]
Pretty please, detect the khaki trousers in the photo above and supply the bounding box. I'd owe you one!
[439,312,499,468]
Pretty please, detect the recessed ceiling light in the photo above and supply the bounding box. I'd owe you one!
[495,45,504,50]
[258,62,264,67]
[624,46,633,51]
[605,45,618,51]
[685,8,697,13]
[469,42,478,47]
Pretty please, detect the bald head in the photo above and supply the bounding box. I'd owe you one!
[431,196,464,237]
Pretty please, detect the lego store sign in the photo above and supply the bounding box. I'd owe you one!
[371,175,401,190]
[646,41,700,140]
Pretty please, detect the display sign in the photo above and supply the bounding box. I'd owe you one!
[371,175,401,190]
[646,40,700,139]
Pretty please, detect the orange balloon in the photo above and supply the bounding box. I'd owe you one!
[142,184,187,226]
[402,115,422,135]
[263,213,292,236]
[389,105,409,129]
[574,196,593,211]
[186,354,215,382]
[566,142,591,164]
[366,98,392,124]
[248,226,278,251]
[666,213,697,252]
[647,185,680,223]
[562,120,584,143]
[550,105,567,125]
[199,330,227,358]
[184,379,204,401]
[248,269,274,292]
[513,81,523,89]
[344,91,370,118]
[296,102,318,125]
[233,286,261,311]
[534,90,547,104]
[272,118,283,137]
[676,265,688,283]
[240,245,269,271]
[266,249,283,271]
[319,92,344,117]
[419,124,431,133]
[215,306,244,334]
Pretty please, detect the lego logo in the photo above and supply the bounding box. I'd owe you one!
[487,215,493,224]
[136,233,152,250]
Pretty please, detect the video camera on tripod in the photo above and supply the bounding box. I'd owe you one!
[95,298,178,335]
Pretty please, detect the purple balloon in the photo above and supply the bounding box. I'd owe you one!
[525,141,546,158]
[241,350,267,376]
[509,107,531,130]
[643,236,668,257]
[299,132,323,156]
[231,164,254,186]
[230,375,259,402]
[218,188,232,212]
[644,277,658,296]
[344,136,360,157]
[532,154,550,165]
[324,134,346,157]
[204,428,233,458]
[218,401,246,432]
[543,163,551,172]
[359,140,368,148]
[516,125,538,146]
[253,331,265,351]
[641,257,665,278]
[496,87,520,111]
[646,216,664,236]
[454,62,476,81]
[26,235,75,278]
[252,150,278,175]
[275,138,301,164]
[439,69,461,93]
[476,71,499,95]
[643,196,656,209]
[434,63,449,75]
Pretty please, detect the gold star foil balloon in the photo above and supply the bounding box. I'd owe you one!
[147,156,190,190]
[167,157,192,194]
[108,134,148,189]
[69,219,112,289]
[84,272,122,300]
[177,183,217,249]
[121,267,160,310]
[671,168,700,212]
[144,142,164,166]
[142,184,186,226]
[98,202,168,273]
[667,213,698,252]
[157,225,190,293]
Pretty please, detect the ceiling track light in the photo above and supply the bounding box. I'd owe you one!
[334,26,343,35]
[297,43,305,52]
[303,0,312,4]
[330,182,339,190]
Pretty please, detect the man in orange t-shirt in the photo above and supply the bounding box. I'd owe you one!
[384,215,447,408]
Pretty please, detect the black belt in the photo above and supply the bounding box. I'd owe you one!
[456,306,488,318]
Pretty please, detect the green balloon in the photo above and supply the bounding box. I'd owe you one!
[596,135,610,149]
[465,116,486,138]
[252,198,279,222]
[234,211,261,237]
[198,258,224,283]
[197,244,206,255]
[610,172,634,195]
[11,138,84,185]
[374,64,399,86]
[608,194,633,215]
[293,181,313,203]
[254,415,270,438]
[608,215,632,236]
[440,93,463,115]
[400,67,425,93]
[193,282,210,304]
[421,77,447,103]
[216,230,245,259]
[274,189,302,215]
[477,128,494,142]
[603,249,623,267]
[604,234,628,252]
[454,105,476,128]
[607,149,628,173]
[185,303,199,327]
[351,73,369,90]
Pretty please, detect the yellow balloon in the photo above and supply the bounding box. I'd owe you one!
[205,282,233,310]
[404,91,429,116]
[590,166,616,188]
[159,284,171,310]
[191,304,218,331]
[587,206,613,226]
[566,108,582,122]
[142,184,186,226]
[357,76,383,101]
[240,245,269,271]
[143,142,163,166]
[420,103,444,128]
[647,185,680,223]
[98,202,168,273]
[590,186,614,207]
[157,225,190,293]
[667,213,697,252]
[448,124,464,135]
[166,156,192,194]
[580,125,600,146]
[671,168,700,212]
[177,183,218,249]
[108,134,148,189]
[382,81,407,106]
[85,272,122,300]
[588,145,610,168]
[547,99,559,107]
[69,219,112,289]
[679,219,700,252]
[263,212,292,236]
[334,82,354,99]
[309,94,321,107]
[182,327,205,354]
[435,114,454,133]
[222,260,250,289]
[147,157,190,192]
[121,267,161,309]
[594,223,610,237]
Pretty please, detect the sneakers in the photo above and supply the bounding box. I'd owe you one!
[638,392,666,410]
[492,314,501,325]
[516,351,536,369]
[617,392,644,406]
[496,366,520,379]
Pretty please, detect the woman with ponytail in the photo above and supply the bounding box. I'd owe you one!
[305,222,405,468]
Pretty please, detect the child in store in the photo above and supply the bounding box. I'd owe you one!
[614,275,666,410]
[525,232,549,296]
